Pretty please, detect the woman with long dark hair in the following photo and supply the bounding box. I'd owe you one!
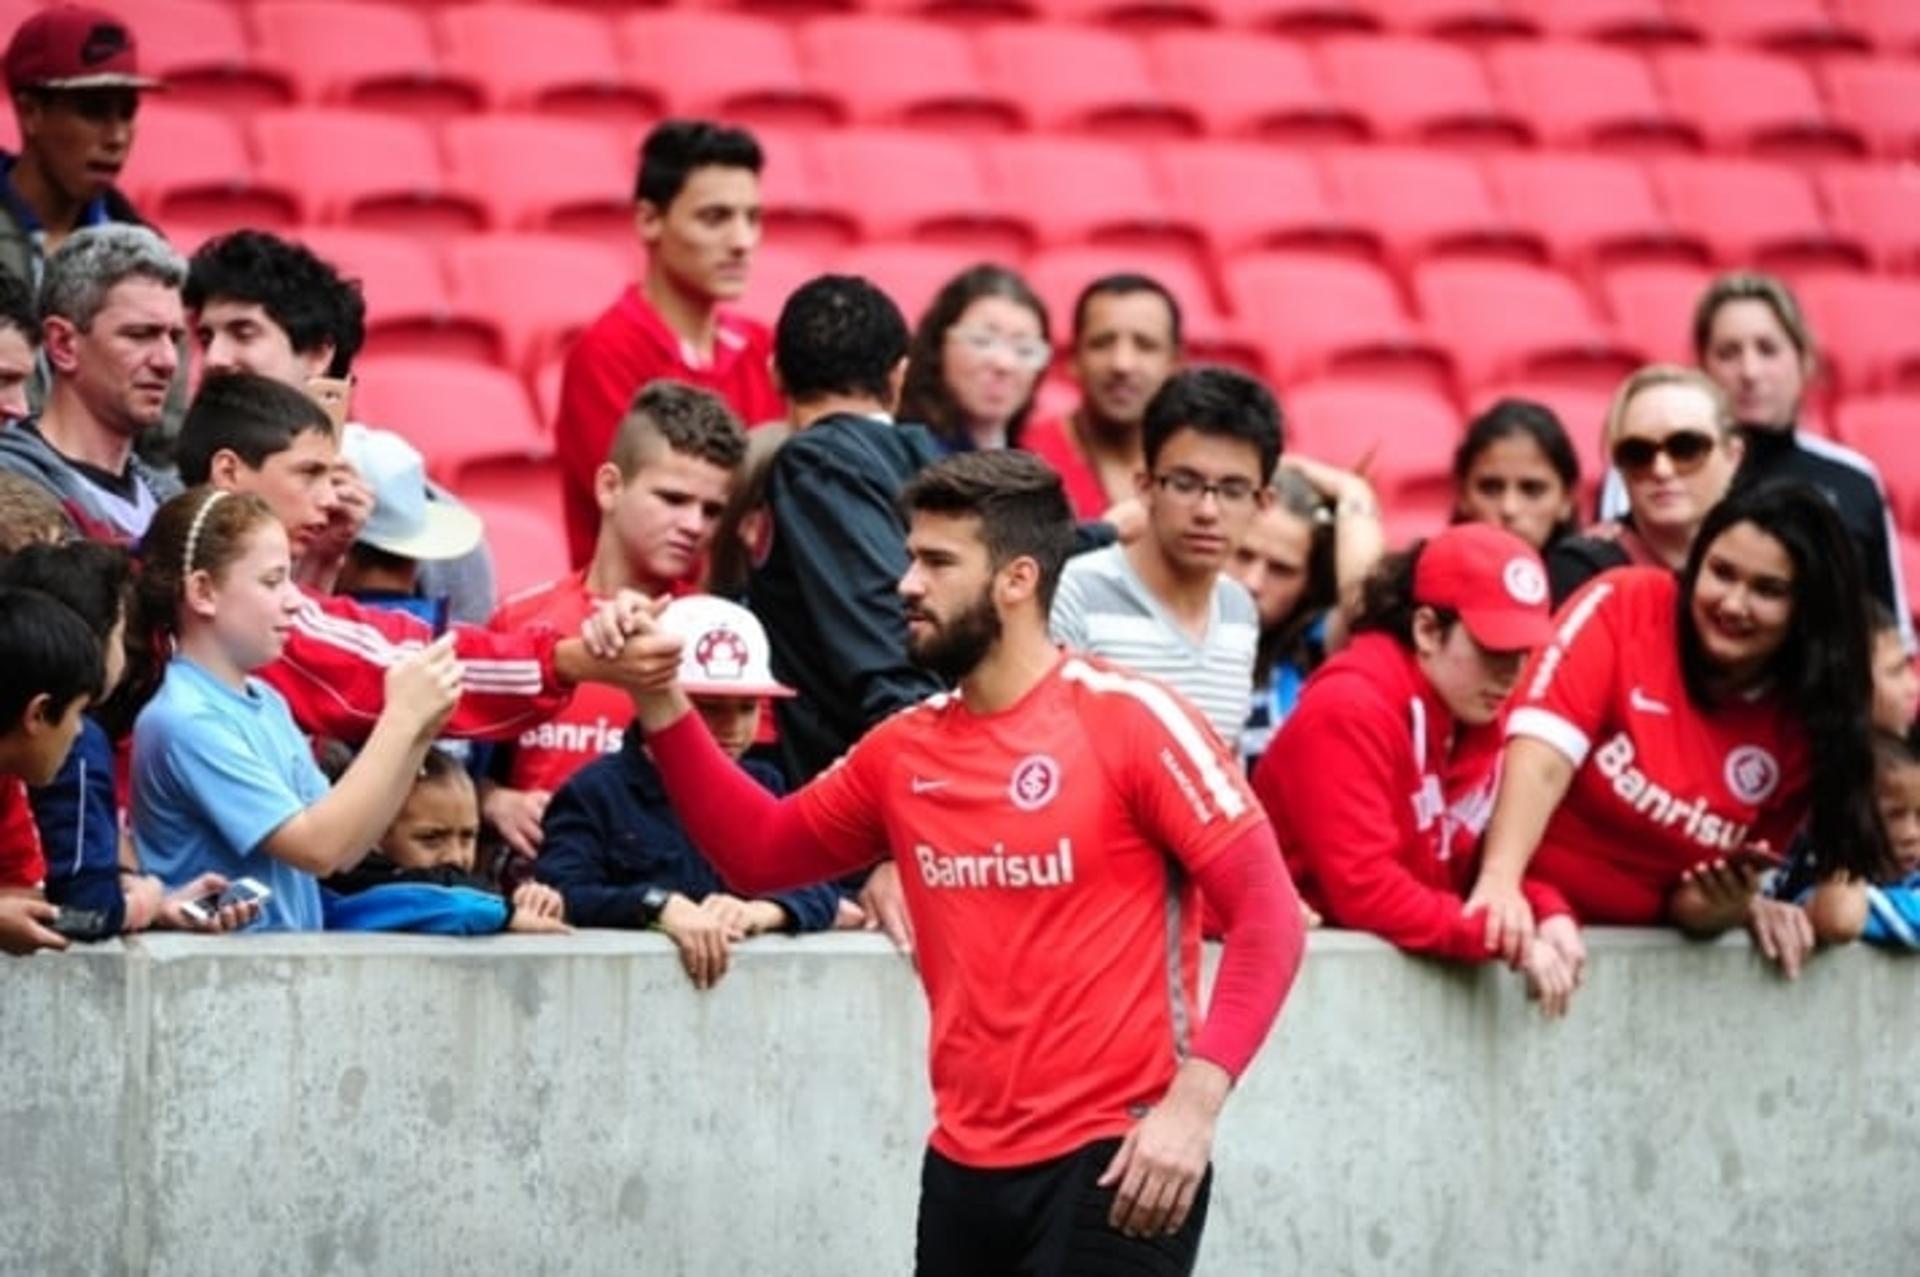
[1468,481,1886,980]
[896,264,1051,454]
[1451,398,1581,554]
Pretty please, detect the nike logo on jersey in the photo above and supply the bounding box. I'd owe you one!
[910,776,951,794]
[1628,687,1671,716]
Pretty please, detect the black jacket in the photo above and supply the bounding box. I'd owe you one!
[751,412,945,783]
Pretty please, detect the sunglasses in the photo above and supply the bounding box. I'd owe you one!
[1611,430,1718,475]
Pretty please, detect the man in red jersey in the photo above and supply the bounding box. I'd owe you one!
[554,120,784,568]
[483,381,743,856]
[615,450,1305,1275]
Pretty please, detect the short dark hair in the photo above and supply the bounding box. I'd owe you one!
[897,264,1050,449]
[176,371,335,485]
[0,586,102,731]
[1141,367,1283,483]
[0,269,40,345]
[1452,398,1582,544]
[0,540,131,647]
[1071,273,1182,349]
[774,274,909,406]
[900,451,1075,612]
[183,231,367,377]
[634,119,763,207]
[607,379,748,477]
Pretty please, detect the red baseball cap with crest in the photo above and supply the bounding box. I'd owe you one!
[657,595,795,699]
[1412,523,1555,653]
[5,6,163,92]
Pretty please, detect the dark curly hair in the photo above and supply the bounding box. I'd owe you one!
[184,231,367,377]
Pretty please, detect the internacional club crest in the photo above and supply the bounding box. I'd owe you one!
[1009,754,1061,812]
[1502,556,1548,606]
[1723,745,1781,805]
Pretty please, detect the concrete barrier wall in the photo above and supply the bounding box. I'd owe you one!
[3,930,1916,1277]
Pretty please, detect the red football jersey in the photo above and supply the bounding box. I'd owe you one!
[1508,568,1810,923]
[0,776,45,890]
[1021,415,1112,522]
[489,573,630,793]
[796,653,1265,1169]
[553,286,785,567]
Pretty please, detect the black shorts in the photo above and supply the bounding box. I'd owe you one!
[914,1137,1213,1277]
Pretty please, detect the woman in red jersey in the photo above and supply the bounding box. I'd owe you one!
[1253,522,1583,1014]
[1468,482,1888,973]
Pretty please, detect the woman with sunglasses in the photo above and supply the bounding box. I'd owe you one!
[1467,483,1886,988]
[898,265,1053,454]
[1546,366,1743,606]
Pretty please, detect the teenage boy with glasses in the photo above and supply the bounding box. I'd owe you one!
[1049,367,1281,747]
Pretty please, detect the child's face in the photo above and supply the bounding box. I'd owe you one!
[196,521,303,673]
[693,695,761,761]
[379,775,479,873]
[13,691,88,786]
[1871,630,1919,736]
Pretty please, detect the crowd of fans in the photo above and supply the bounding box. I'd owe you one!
[2,5,1916,1023]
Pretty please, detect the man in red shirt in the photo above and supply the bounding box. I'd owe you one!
[554,120,783,567]
[484,381,744,856]
[1023,274,1182,522]
[617,450,1305,1275]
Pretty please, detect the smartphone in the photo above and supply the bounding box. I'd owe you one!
[220,877,273,911]
[1728,845,1787,874]
[305,375,353,430]
[177,889,223,926]
[50,907,108,939]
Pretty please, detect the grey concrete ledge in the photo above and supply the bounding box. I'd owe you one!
[3,930,1915,1277]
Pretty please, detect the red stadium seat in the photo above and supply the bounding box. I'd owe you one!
[1652,158,1868,273]
[1839,0,1920,54]
[1155,142,1378,259]
[1223,251,1451,390]
[254,110,486,234]
[1040,0,1220,29]
[95,0,294,111]
[1414,260,1642,388]
[120,105,300,236]
[975,25,1201,138]
[1024,246,1256,369]
[1596,262,1714,366]
[619,13,846,128]
[1281,380,1461,519]
[1507,0,1700,44]
[1685,0,1870,53]
[796,18,1022,132]
[1323,148,1546,268]
[441,116,633,241]
[1145,32,1368,143]
[1835,398,1920,528]
[812,131,1034,257]
[1820,167,1920,272]
[446,234,632,372]
[833,243,1002,328]
[1204,0,1378,35]
[471,492,569,601]
[1484,152,1708,270]
[353,357,544,471]
[1485,43,1701,152]
[1369,0,1541,39]
[296,229,503,366]
[1822,62,1920,160]
[252,1,484,117]
[980,138,1199,251]
[746,127,862,251]
[1653,48,1865,160]
[438,6,660,123]
[1318,35,1531,147]
[734,243,831,328]
[1795,276,1920,395]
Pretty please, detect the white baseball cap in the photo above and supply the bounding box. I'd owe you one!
[657,595,794,699]
[339,424,483,563]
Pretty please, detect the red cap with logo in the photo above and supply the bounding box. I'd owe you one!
[4,6,162,92]
[1413,522,1554,652]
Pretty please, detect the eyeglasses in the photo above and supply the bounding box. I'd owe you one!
[1153,470,1260,507]
[947,326,1051,372]
[1611,430,1718,476]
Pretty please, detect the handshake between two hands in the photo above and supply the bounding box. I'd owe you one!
[578,590,687,704]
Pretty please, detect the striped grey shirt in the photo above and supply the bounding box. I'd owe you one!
[1048,545,1259,747]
